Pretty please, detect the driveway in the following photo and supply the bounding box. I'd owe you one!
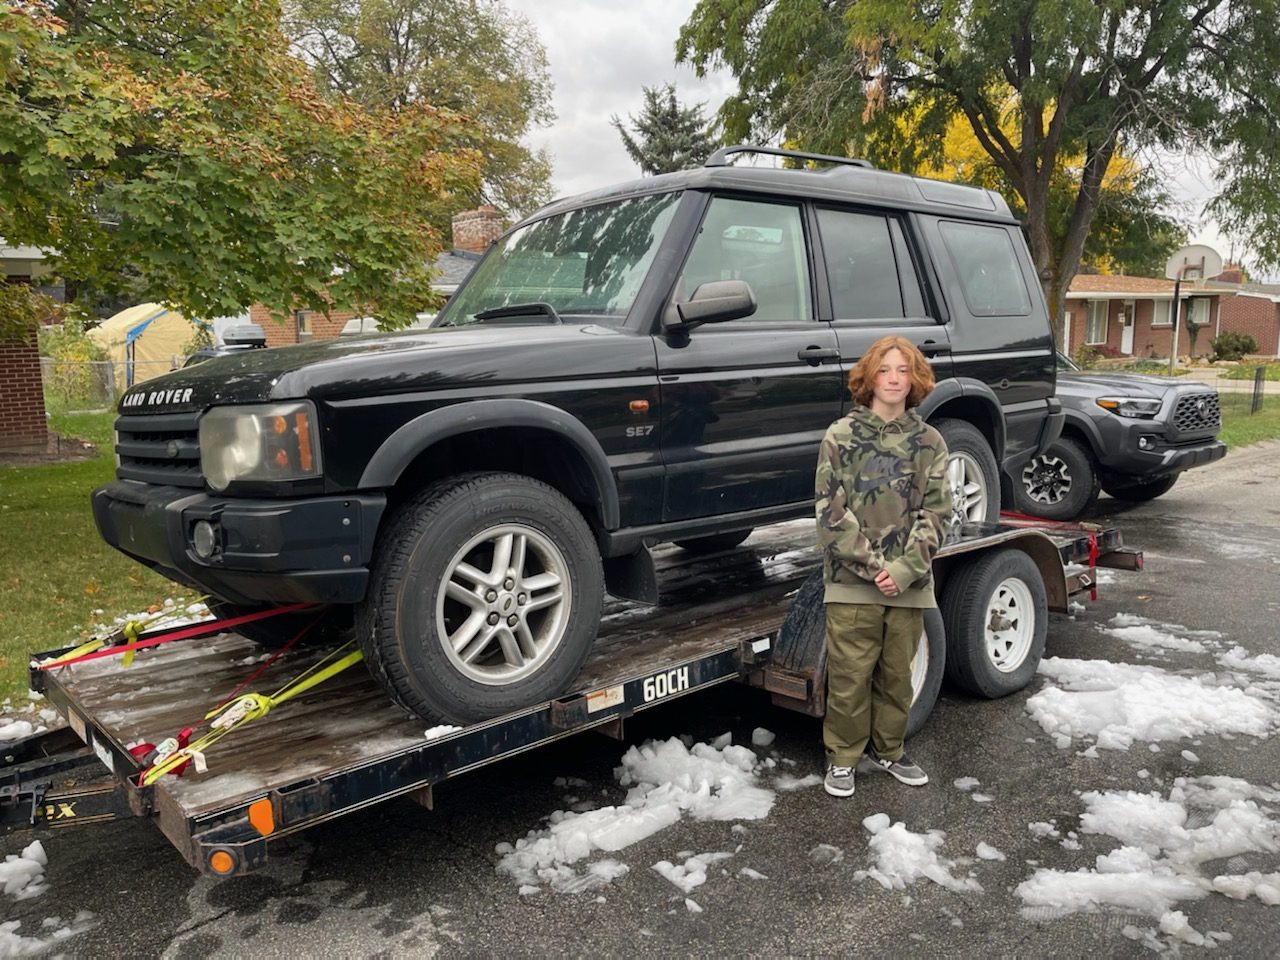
[4,443,1280,957]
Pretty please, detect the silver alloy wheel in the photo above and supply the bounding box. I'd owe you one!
[910,626,929,705]
[985,576,1035,673]
[437,523,572,685]
[1021,454,1072,505]
[948,451,988,524]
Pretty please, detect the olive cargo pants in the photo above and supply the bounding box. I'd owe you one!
[823,602,923,767]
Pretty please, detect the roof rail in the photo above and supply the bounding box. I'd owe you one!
[704,144,874,170]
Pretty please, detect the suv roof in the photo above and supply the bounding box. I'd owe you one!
[530,144,1015,228]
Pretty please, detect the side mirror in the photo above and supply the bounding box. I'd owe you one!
[663,280,757,330]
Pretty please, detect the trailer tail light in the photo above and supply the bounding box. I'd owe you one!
[209,850,236,875]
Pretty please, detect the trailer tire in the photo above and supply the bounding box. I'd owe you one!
[779,571,945,736]
[940,547,1047,698]
[674,529,753,554]
[206,600,350,649]
[357,471,604,724]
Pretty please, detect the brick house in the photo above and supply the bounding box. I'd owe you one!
[1205,275,1280,358]
[251,206,499,347]
[1,243,56,451]
[1064,274,1224,360]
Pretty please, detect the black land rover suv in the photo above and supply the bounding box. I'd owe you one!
[93,146,1063,723]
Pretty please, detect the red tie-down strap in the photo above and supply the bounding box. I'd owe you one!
[37,603,314,670]
[1087,531,1100,602]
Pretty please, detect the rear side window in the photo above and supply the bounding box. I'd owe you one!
[817,209,924,320]
[938,221,1031,316]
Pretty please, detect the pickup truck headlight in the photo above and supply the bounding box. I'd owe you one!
[199,402,322,491]
[1095,397,1162,419]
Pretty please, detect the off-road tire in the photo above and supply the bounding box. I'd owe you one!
[357,471,604,724]
[1101,473,1179,502]
[1013,436,1100,521]
[674,529,753,554]
[940,547,1047,698]
[933,418,1001,524]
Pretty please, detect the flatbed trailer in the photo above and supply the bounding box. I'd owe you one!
[3,519,1140,876]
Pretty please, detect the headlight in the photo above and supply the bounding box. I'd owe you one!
[199,402,322,491]
[1095,396,1162,419]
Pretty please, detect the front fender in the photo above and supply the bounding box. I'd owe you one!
[359,399,621,529]
[918,377,1006,463]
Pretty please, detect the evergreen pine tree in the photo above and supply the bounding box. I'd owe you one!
[611,85,718,175]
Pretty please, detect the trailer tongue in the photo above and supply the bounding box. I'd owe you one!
[5,520,1139,876]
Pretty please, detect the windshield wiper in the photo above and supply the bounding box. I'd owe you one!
[473,302,564,325]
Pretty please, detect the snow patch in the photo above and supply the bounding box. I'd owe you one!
[750,728,775,747]
[855,815,982,893]
[651,852,734,893]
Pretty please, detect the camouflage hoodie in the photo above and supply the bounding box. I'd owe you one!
[815,405,952,608]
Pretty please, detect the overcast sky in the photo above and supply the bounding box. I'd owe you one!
[506,0,1236,269]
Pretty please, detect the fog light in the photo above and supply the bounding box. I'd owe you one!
[1138,435,1155,450]
[192,520,219,558]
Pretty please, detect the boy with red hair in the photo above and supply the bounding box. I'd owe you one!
[815,335,952,797]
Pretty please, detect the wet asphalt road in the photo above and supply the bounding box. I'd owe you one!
[5,442,1280,958]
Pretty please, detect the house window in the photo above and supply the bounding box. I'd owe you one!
[1188,298,1210,327]
[1151,300,1172,327]
[294,310,310,334]
[1085,300,1108,344]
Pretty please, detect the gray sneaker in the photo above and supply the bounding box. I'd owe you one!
[863,752,929,786]
[824,764,855,797]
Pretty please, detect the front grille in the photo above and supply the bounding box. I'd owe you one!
[114,412,204,488]
[1170,392,1221,438]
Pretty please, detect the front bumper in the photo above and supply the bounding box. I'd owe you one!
[1093,418,1226,478]
[92,480,386,605]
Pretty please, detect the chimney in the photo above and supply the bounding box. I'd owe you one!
[1215,262,1244,283]
[451,205,504,254]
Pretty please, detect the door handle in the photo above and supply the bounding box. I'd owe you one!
[797,346,840,364]
[915,340,951,356]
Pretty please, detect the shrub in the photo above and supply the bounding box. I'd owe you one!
[1074,343,1122,369]
[1210,331,1258,362]
[38,314,112,412]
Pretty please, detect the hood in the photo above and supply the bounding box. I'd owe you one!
[116,323,642,415]
[1057,370,1212,401]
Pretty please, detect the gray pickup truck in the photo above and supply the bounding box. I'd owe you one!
[1012,354,1225,520]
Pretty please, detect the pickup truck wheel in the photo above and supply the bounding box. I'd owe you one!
[205,600,350,649]
[1101,474,1178,502]
[934,418,1000,524]
[674,529,753,553]
[940,547,1047,699]
[1013,436,1099,521]
[358,472,604,724]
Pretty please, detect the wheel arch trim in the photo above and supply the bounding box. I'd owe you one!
[919,378,1006,463]
[359,399,620,529]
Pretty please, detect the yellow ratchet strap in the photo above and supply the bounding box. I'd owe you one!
[139,641,364,787]
[41,594,210,671]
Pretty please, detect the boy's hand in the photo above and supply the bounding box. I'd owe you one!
[874,569,899,597]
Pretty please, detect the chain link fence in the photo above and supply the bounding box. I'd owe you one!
[1211,365,1271,416]
[41,358,182,412]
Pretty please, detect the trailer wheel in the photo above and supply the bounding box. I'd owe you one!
[357,472,604,724]
[674,529,753,554]
[778,571,945,736]
[205,600,350,649]
[934,418,1000,524]
[940,547,1047,698]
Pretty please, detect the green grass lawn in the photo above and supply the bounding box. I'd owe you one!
[1220,361,1280,381]
[0,411,185,704]
[1220,395,1280,448]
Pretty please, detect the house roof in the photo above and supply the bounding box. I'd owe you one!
[1066,273,1226,300]
[432,248,481,290]
[1205,279,1280,302]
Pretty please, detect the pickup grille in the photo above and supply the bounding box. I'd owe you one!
[1170,392,1220,438]
[114,413,204,488]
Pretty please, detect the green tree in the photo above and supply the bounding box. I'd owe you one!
[284,0,554,223]
[611,83,719,175]
[677,0,1280,341]
[1,1,481,328]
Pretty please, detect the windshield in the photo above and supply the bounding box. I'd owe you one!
[435,192,681,327]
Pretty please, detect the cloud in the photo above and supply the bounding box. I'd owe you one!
[505,0,737,198]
